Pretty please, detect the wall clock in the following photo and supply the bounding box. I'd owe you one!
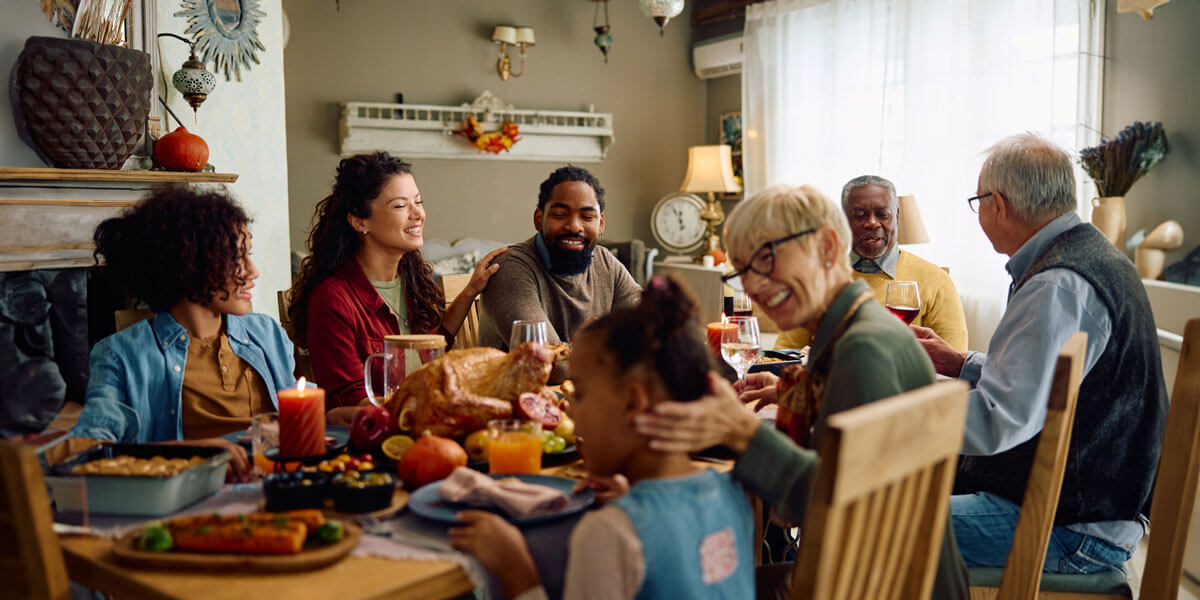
[650,192,707,255]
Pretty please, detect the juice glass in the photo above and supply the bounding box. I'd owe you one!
[487,419,543,475]
[250,412,279,476]
[277,383,327,458]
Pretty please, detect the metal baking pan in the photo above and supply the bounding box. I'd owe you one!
[748,348,808,376]
[43,443,230,517]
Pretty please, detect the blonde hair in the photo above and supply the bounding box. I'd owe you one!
[724,184,852,270]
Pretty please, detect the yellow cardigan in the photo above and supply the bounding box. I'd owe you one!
[774,250,969,351]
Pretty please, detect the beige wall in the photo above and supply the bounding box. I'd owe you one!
[283,0,706,254]
[1103,1,1200,268]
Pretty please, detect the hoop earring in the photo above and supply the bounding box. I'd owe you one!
[824,261,832,268]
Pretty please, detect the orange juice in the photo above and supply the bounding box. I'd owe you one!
[488,432,542,474]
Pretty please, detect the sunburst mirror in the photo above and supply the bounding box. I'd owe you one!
[176,0,266,81]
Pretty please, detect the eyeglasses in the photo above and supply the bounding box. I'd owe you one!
[967,192,993,214]
[721,229,817,284]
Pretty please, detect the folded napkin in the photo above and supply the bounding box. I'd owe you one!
[438,467,569,518]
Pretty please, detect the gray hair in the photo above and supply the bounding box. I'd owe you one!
[724,184,852,270]
[841,175,898,213]
[979,133,1076,222]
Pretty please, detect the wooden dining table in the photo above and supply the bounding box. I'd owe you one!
[56,458,733,600]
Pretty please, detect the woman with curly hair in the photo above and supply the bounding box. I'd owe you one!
[288,152,505,412]
[70,186,297,481]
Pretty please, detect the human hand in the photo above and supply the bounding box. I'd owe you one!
[634,372,761,455]
[449,510,541,598]
[466,247,509,296]
[325,405,360,428]
[734,371,779,410]
[574,473,630,505]
[181,437,252,483]
[910,325,966,376]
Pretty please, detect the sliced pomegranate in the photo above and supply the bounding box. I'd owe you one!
[516,391,562,428]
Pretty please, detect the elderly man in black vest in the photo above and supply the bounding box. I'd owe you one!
[914,132,1167,574]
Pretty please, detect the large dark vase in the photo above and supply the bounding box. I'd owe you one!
[9,36,152,170]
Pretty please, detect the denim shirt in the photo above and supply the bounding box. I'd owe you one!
[72,312,297,443]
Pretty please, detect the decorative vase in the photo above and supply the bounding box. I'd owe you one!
[1091,196,1126,248]
[9,36,153,170]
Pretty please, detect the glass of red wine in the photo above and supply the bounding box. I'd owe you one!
[885,281,921,325]
[732,290,754,317]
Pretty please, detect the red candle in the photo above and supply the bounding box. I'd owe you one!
[706,321,738,357]
[278,380,326,458]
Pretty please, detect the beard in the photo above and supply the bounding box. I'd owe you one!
[546,233,596,275]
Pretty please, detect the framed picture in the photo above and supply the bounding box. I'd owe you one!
[719,111,743,185]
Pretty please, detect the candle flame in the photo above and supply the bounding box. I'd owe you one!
[297,376,307,394]
[721,313,728,324]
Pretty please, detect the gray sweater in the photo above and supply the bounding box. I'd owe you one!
[478,236,642,351]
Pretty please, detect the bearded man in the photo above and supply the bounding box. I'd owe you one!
[774,175,968,351]
[478,166,641,378]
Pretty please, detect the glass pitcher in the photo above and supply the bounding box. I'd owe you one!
[363,334,446,406]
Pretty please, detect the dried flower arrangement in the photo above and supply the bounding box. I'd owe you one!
[41,0,134,46]
[451,115,522,155]
[1079,121,1169,197]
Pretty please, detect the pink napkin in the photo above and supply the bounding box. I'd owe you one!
[437,466,569,518]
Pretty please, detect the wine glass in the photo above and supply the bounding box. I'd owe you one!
[885,281,921,325]
[732,290,753,317]
[721,316,761,381]
[509,319,549,350]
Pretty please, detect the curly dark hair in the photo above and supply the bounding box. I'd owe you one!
[288,151,444,346]
[537,165,605,212]
[579,275,711,402]
[93,185,250,313]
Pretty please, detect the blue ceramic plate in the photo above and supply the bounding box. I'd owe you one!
[408,474,595,525]
[221,425,350,454]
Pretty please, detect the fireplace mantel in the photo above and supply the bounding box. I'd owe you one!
[0,168,239,272]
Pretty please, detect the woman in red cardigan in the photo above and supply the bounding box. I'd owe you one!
[288,152,504,417]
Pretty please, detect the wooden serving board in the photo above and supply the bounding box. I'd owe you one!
[111,520,362,573]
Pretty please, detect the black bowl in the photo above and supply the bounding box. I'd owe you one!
[263,471,329,511]
[330,472,395,513]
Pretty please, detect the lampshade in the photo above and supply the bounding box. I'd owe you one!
[515,27,535,45]
[680,145,742,194]
[492,26,517,44]
[896,194,930,244]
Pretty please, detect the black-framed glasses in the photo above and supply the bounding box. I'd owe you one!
[967,192,993,214]
[721,229,817,284]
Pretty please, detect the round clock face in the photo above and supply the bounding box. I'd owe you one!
[651,193,707,253]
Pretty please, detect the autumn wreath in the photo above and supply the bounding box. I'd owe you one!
[451,115,522,154]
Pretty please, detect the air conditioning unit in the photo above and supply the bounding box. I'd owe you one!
[692,34,743,80]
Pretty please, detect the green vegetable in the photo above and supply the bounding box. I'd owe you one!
[316,521,345,544]
[137,524,173,552]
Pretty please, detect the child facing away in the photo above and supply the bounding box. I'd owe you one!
[449,276,755,599]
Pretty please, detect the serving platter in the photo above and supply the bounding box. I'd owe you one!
[111,520,362,573]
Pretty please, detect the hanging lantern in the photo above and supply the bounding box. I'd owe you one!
[593,0,613,63]
[638,0,685,36]
[171,51,217,114]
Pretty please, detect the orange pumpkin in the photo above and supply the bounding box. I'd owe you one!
[155,127,209,171]
[395,432,467,489]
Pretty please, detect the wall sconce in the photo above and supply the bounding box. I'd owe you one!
[492,25,535,81]
[157,32,216,114]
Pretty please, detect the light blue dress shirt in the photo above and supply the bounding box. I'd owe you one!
[72,312,297,443]
[958,212,1142,550]
[850,244,899,277]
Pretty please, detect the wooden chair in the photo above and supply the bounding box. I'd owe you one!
[438,273,480,349]
[114,308,153,332]
[0,441,70,600]
[276,290,314,381]
[966,332,1087,599]
[970,318,1200,599]
[789,380,969,600]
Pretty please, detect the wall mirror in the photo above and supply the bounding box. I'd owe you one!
[176,0,265,81]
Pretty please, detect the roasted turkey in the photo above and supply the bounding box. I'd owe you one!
[385,342,561,439]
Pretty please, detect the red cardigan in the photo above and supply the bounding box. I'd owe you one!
[306,261,400,409]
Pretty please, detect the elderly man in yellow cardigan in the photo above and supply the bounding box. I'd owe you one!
[774,175,969,351]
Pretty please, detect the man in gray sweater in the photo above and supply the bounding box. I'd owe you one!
[478,166,641,379]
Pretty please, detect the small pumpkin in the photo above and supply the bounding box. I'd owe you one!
[395,431,467,489]
[155,127,209,171]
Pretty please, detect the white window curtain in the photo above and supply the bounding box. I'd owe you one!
[743,0,1104,299]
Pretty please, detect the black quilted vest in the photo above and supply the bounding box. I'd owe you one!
[956,223,1168,524]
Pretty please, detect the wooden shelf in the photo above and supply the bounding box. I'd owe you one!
[0,167,237,183]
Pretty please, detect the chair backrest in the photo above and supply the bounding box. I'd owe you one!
[790,380,969,600]
[276,290,313,381]
[0,441,70,600]
[438,274,479,349]
[1140,318,1200,599]
[114,308,153,332]
[990,332,1087,599]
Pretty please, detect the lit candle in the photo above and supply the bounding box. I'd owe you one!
[277,377,327,458]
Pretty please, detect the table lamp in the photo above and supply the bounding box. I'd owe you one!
[680,144,743,254]
[896,194,930,245]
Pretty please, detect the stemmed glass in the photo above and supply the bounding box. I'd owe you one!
[721,316,761,381]
[885,281,921,325]
[510,319,549,349]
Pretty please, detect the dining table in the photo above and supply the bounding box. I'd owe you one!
[55,457,734,600]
